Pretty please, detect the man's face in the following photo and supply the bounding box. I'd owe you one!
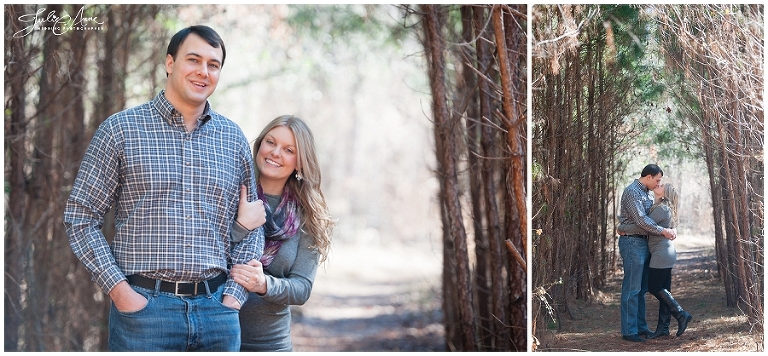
[641,173,663,190]
[165,33,223,109]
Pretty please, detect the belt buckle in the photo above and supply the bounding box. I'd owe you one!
[174,281,197,296]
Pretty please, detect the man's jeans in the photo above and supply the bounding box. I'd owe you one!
[619,235,650,336]
[108,281,240,351]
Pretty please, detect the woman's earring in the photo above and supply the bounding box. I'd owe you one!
[296,171,303,181]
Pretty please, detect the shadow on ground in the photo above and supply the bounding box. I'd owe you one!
[290,280,445,351]
[533,236,764,352]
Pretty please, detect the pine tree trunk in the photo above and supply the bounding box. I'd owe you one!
[4,5,31,350]
[421,4,477,350]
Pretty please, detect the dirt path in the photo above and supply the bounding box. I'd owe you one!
[289,240,445,351]
[534,234,764,352]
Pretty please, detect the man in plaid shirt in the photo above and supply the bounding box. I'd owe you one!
[64,25,265,351]
[617,164,677,342]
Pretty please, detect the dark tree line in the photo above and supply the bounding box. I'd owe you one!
[654,4,764,331]
[5,4,167,351]
[414,4,527,351]
[531,5,656,336]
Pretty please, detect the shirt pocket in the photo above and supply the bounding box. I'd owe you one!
[123,141,181,199]
[198,152,241,223]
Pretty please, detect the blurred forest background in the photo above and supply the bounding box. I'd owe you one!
[531,4,763,349]
[4,4,525,351]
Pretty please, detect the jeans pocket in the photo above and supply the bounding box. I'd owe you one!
[114,287,152,315]
[214,295,242,312]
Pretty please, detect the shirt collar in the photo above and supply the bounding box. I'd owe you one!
[634,179,649,193]
[152,90,213,128]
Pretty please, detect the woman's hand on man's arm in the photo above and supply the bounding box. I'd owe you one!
[236,185,266,231]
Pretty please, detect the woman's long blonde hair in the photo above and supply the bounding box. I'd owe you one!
[661,184,679,228]
[253,115,334,262]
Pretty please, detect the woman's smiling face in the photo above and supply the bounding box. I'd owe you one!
[256,125,298,190]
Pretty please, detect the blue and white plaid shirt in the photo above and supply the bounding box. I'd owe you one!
[618,179,664,235]
[65,91,264,305]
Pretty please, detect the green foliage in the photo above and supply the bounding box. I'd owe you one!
[532,162,543,180]
[632,69,665,102]
[590,5,704,170]
[627,10,708,165]
[650,108,701,163]
[603,5,647,64]
[444,4,465,37]
[621,92,703,171]
[286,5,409,49]
[600,5,665,103]
[157,9,183,33]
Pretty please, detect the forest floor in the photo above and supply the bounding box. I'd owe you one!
[533,234,764,352]
[287,233,764,352]
[289,239,446,351]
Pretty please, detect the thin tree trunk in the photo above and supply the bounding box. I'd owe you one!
[4,4,31,350]
[56,17,91,350]
[24,5,63,349]
[461,5,492,350]
[421,4,477,350]
[492,5,526,249]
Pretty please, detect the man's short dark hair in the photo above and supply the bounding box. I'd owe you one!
[166,25,226,66]
[641,164,663,177]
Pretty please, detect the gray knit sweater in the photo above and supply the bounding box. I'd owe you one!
[619,203,677,269]
[233,193,320,351]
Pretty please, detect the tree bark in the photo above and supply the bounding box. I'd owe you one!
[4,4,32,350]
[421,4,477,350]
[460,5,492,350]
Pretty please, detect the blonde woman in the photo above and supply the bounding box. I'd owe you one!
[619,183,692,339]
[229,115,334,351]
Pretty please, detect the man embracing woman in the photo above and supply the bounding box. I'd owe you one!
[617,164,693,342]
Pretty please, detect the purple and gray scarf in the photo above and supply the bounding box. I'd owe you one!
[257,184,301,268]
